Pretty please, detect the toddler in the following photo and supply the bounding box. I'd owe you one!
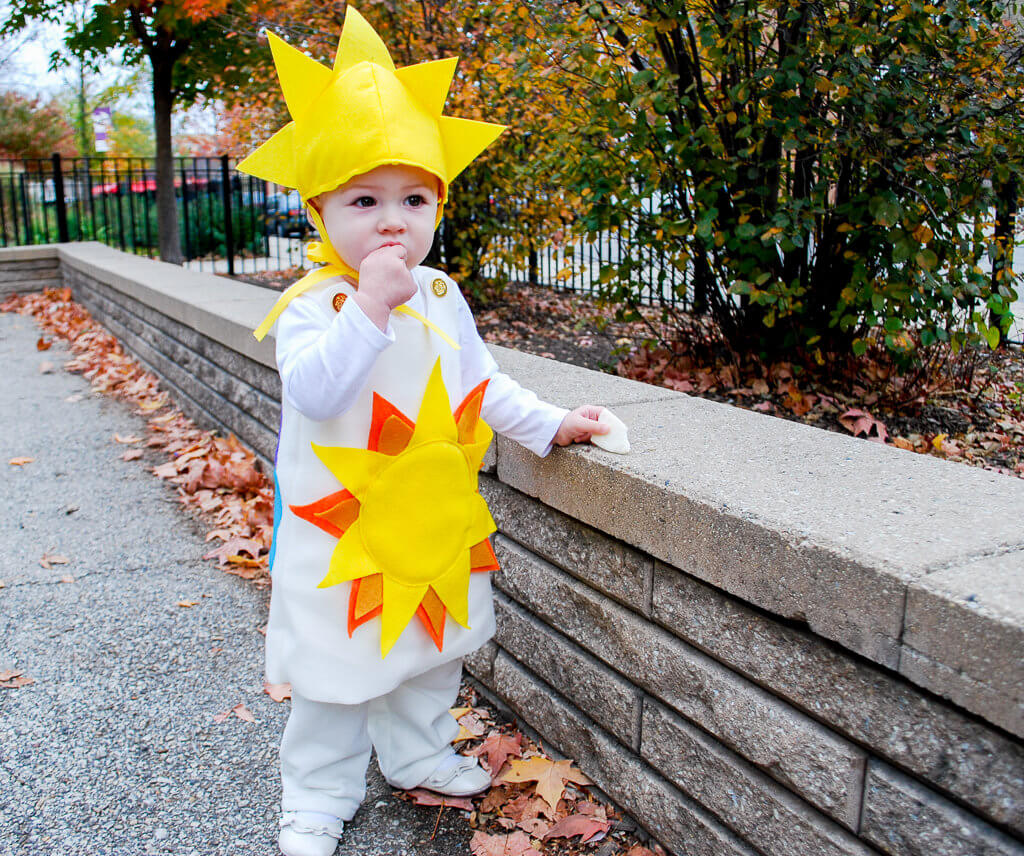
[238,8,610,856]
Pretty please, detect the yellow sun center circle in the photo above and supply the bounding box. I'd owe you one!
[359,441,473,586]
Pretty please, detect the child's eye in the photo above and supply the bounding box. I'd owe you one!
[405,194,425,207]
[354,196,376,208]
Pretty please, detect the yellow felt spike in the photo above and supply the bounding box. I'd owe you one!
[317,523,378,588]
[466,493,498,546]
[408,359,458,446]
[394,57,458,117]
[334,5,396,74]
[439,116,506,182]
[430,553,472,628]
[311,444,390,498]
[380,576,429,655]
[267,32,333,121]
[235,123,298,189]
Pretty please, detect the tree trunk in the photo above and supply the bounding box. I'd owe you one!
[151,51,182,264]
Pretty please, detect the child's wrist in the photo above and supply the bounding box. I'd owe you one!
[351,291,392,331]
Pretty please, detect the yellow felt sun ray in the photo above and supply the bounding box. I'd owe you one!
[235,123,297,188]
[439,116,506,182]
[333,5,395,74]
[466,493,498,545]
[311,444,390,498]
[408,359,458,446]
[380,576,430,655]
[394,57,458,117]
[268,31,333,121]
[429,552,472,628]
[317,522,378,588]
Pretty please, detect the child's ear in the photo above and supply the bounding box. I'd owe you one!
[305,195,320,229]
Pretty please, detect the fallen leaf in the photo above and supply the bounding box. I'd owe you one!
[0,580,5,588]
[8,457,34,466]
[114,433,143,444]
[403,788,475,811]
[499,756,592,810]
[469,830,533,856]
[0,669,34,689]
[39,361,55,374]
[232,703,255,723]
[39,552,69,569]
[470,730,523,776]
[263,681,292,703]
[625,846,658,856]
[543,813,611,843]
[122,449,144,461]
[516,817,551,836]
[213,708,231,724]
[176,600,198,608]
[36,337,52,351]
[501,793,549,822]
[59,574,74,584]
[838,408,888,444]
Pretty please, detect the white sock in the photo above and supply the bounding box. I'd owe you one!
[292,810,341,826]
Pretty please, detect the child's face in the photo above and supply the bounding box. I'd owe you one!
[315,164,440,271]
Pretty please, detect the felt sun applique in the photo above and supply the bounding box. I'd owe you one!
[290,359,499,657]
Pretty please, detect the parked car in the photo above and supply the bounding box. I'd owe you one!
[265,190,309,237]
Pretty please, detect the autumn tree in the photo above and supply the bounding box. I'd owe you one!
[510,0,1024,361]
[2,0,265,263]
[0,91,77,159]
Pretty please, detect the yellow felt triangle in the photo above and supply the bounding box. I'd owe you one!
[334,5,395,74]
[395,57,458,117]
[268,31,333,121]
[439,116,506,181]
[235,123,297,189]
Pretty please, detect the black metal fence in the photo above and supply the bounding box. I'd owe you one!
[0,154,690,305]
[0,154,313,276]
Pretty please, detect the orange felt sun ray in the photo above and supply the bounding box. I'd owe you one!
[348,574,384,636]
[368,392,416,455]
[290,489,360,539]
[469,538,500,572]
[417,588,447,650]
[453,378,489,445]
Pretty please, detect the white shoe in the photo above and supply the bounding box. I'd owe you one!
[278,811,343,856]
[417,752,491,796]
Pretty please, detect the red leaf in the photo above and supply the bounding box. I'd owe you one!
[470,730,523,776]
[543,813,611,843]
[469,831,533,856]
[403,788,474,811]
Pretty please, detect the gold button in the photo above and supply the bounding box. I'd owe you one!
[431,278,447,297]
[332,292,348,312]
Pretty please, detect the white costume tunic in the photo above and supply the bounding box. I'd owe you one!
[269,265,567,705]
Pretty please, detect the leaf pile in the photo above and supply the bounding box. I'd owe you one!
[1,288,273,585]
[396,687,664,856]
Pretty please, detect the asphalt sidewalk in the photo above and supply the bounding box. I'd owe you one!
[0,311,474,855]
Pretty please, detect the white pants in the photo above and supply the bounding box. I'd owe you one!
[278,658,463,819]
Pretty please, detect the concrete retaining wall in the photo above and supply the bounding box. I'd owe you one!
[3,242,1022,856]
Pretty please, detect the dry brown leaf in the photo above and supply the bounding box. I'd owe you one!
[625,846,658,856]
[8,457,34,466]
[403,788,475,811]
[122,449,144,461]
[59,574,74,584]
[114,433,143,444]
[263,681,292,703]
[36,337,52,351]
[0,580,5,589]
[499,756,592,810]
[176,600,198,608]
[39,361,55,374]
[470,730,524,776]
[0,669,34,689]
[232,703,255,723]
[39,552,69,569]
[543,813,611,843]
[469,831,533,856]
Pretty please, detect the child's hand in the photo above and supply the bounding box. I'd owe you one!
[552,405,609,447]
[351,245,418,330]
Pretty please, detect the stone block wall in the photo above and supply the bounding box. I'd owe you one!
[2,243,1021,856]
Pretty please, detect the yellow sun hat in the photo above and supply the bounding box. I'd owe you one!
[237,6,505,274]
